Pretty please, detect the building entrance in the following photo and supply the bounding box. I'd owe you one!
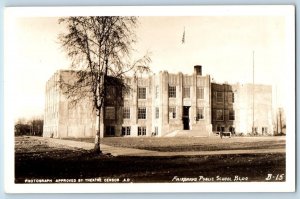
[183,106,190,130]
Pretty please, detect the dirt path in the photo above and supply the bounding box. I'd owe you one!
[24,136,285,157]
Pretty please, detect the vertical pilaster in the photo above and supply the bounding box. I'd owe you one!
[160,71,169,135]
[191,72,197,128]
[178,72,183,127]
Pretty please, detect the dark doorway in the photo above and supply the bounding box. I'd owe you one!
[183,106,190,130]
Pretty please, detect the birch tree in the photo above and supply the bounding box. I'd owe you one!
[58,16,150,154]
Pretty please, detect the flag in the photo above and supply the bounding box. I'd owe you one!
[182,27,185,44]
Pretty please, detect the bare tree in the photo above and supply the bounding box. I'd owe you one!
[15,116,43,136]
[58,16,151,154]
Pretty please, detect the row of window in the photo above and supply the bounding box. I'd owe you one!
[252,127,269,134]
[216,126,235,133]
[213,109,235,121]
[105,107,147,120]
[105,126,152,136]
[124,87,206,100]
[107,87,147,99]
[216,127,268,134]
[169,86,205,99]
[215,92,235,103]
[109,87,236,103]
[105,107,205,120]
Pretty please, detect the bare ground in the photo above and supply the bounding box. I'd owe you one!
[15,136,286,183]
[67,136,286,152]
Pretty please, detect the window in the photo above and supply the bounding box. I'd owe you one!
[107,86,115,99]
[105,107,115,120]
[106,126,115,136]
[122,126,131,136]
[155,107,159,119]
[168,86,176,98]
[138,87,146,99]
[197,108,204,120]
[169,107,176,119]
[155,86,159,99]
[138,126,146,136]
[197,87,204,99]
[216,92,224,103]
[226,92,234,103]
[216,109,224,121]
[123,107,130,119]
[138,107,146,119]
[229,110,235,120]
[262,127,268,135]
[183,87,190,98]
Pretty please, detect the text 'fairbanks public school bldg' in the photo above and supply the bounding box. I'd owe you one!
[43,65,273,138]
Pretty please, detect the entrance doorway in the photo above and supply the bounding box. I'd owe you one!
[183,106,190,130]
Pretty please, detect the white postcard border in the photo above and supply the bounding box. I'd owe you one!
[4,5,295,193]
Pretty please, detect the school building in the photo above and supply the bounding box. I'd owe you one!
[43,65,273,138]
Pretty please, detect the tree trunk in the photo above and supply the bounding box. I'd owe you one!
[94,59,108,154]
[94,109,102,154]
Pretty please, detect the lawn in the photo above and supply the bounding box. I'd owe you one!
[15,136,286,183]
[66,136,285,152]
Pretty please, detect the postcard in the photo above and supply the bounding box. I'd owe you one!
[4,5,295,193]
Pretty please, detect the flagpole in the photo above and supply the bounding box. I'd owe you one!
[182,26,185,44]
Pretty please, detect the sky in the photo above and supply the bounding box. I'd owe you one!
[5,15,291,119]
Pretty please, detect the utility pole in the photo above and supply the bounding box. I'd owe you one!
[252,51,255,134]
[276,85,278,135]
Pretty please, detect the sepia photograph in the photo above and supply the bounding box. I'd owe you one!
[4,6,295,193]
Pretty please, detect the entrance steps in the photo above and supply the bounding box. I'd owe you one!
[164,130,209,137]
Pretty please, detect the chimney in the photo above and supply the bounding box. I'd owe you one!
[194,65,202,75]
